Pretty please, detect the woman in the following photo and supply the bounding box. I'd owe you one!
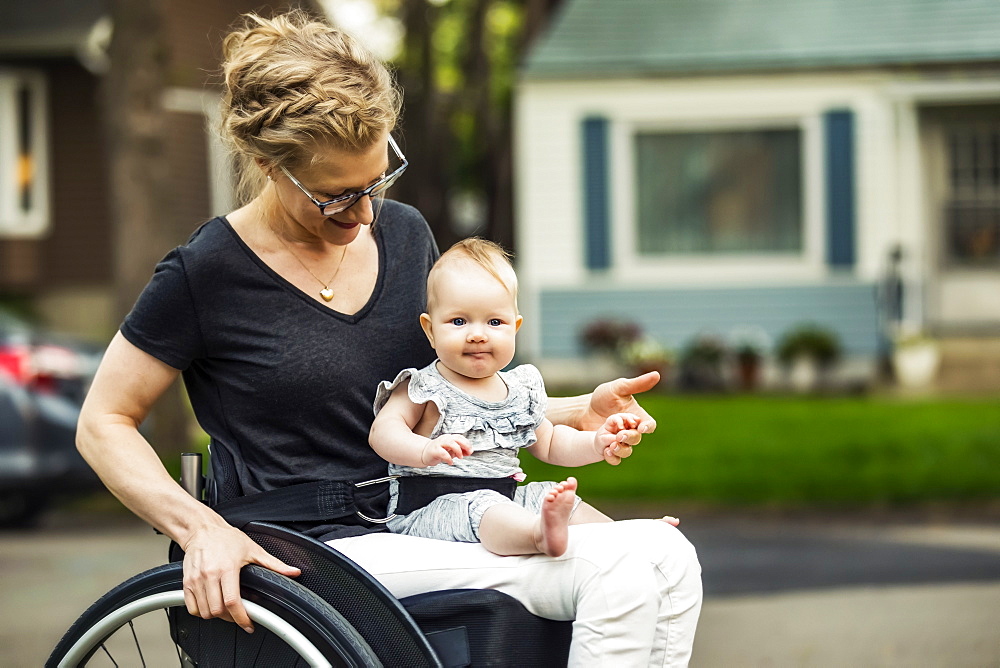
[76,10,702,666]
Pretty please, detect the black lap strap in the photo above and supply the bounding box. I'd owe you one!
[212,480,359,529]
[396,476,517,515]
[210,476,519,528]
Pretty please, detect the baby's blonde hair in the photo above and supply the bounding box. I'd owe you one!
[427,238,518,312]
[219,10,402,204]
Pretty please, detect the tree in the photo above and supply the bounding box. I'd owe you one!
[388,0,564,252]
[102,0,189,457]
[393,0,455,245]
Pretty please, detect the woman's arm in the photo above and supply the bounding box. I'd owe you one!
[77,332,299,633]
[545,372,661,465]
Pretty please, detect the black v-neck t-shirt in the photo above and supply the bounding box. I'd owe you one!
[121,200,438,539]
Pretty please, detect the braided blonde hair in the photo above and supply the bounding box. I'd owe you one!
[219,10,402,204]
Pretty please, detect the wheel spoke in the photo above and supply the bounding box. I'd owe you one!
[165,608,186,666]
[99,643,119,667]
[127,620,147,667]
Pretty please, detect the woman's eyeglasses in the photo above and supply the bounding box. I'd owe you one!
[280,135,408,216]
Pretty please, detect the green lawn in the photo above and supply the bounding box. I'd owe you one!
[521,394,1000,508]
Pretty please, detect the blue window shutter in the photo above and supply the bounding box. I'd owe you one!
[825,110,856,268]
[582,116,610,270]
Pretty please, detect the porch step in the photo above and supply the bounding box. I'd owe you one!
[933,338,1000,394]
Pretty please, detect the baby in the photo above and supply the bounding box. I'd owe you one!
[369,238,643,557]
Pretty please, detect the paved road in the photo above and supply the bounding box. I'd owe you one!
[3,503,999,666]
[676,511,1000,666]
[679,512,1000,595]
[1,510,169,667]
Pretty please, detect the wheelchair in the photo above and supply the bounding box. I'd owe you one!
[46,452,572,667]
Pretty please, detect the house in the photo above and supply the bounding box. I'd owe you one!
[0,0,305,340]
[514,0,1000,388]
[0,1,113,338]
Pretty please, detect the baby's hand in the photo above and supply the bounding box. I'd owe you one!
[421,434,473,466]
[595,413,642,465]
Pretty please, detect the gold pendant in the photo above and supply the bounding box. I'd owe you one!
[319,288,335,302]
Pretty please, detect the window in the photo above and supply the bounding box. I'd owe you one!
[635,128,802,255]
[0,69,49,237]
[943,119,1000,267]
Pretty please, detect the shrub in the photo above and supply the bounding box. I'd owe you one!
[580,318,642,354]
[777,324,841,368]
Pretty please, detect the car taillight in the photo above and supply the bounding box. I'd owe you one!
[0,343,83,394]
[0,343,33,385]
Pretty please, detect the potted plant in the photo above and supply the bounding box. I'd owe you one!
[776,324,841,392]
[729,326,771,392]
[678,333,729,392]
[618,337,675,378]
[579,318,642,357]
[892,332,939,388]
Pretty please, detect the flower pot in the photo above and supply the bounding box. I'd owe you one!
[893,342,940,388]
[788,356,819,393]
[736,356,761,391]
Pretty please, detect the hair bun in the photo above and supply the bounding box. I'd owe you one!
[217,9,402,205]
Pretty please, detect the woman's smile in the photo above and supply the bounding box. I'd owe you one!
[330,218,360,230]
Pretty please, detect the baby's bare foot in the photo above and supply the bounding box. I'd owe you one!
[535,477,577,557]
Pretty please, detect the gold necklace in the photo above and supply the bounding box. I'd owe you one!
[270,227,349,302]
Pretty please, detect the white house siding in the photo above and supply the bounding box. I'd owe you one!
[514,70,1000,372]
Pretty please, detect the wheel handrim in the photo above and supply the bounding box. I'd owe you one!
[57,591,332,668]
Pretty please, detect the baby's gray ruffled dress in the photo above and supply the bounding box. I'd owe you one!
[373,361,577,543]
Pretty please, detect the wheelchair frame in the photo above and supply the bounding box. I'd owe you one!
[46,453,572,667]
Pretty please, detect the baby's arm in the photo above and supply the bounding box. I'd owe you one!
[370,381,473,467]
[527,413,640,467]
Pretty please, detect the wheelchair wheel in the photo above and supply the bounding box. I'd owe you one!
[47,562,381,667]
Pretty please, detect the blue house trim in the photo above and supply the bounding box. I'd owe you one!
[825,110,856,268]
[582,116,610,270]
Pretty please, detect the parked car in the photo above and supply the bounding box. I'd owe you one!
[0,309,103,527]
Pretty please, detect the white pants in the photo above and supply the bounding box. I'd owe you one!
[329,519,703,667]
